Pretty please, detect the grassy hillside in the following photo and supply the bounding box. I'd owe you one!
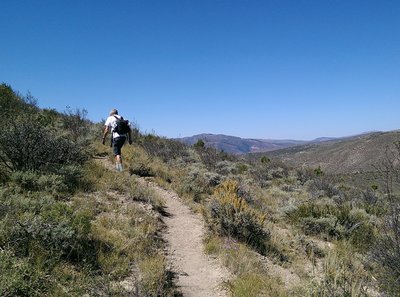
[1,84,400,296]
[253,131,400,174]
[0,84,178,296]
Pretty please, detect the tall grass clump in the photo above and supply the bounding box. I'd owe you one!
[309,242,372,297]
[204,236,289,297]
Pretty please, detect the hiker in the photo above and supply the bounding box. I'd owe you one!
[102,108,132,171]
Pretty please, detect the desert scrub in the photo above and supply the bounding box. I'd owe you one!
[286,199,378,249]
[215,160,237,175]
[177,165,222,203]
[0,188,100,295]
[307,176,344,200]
[0,250,49,297]
[204,236,289,297]
[194,144,236,169]
[204,180,269,254]
[0,113,87,172]
[250,159,290,188]
[0,189,96,261]
[309,242,373,297]
[137,133,190,163]
[9,169,81,195]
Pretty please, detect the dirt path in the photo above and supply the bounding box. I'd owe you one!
[137,178,230,297]
[97,159,229,296]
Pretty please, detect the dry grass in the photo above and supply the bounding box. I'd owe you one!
[204,235,289,297]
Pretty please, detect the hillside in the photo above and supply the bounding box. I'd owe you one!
[261,130,400,174]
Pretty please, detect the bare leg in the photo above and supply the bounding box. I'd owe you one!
[115,155,123,171]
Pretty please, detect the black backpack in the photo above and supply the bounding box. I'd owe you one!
[113,116,131,134]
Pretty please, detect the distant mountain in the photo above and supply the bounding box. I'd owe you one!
[312,137,337,143]
[176,133,341,154]
[258,130,400,174]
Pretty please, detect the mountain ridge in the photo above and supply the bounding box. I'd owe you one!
[254,130,400,174]
[176,132,376,154]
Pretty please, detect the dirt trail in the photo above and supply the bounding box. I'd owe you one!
[97,159,229,296]
[137,178,229,297]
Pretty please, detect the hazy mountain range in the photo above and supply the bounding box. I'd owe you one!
[263,130,400,174]
[177,133,345,154]
[177,130,400,174]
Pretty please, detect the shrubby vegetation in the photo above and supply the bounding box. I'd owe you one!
[0,84,178,296]
[149,135,400,296]
[204,180,269,254]
[1,83,399,296]
[127,129,399,296]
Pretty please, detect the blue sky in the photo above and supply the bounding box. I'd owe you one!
[1,0,399,140]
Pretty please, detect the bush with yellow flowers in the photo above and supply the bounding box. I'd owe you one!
[204,180,269,254]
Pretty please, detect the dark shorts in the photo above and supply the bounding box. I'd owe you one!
[113,136,126,156]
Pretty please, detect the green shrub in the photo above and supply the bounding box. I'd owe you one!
[129,163,155,177]
[0,250,49,297]
[54,165,84,191]
[236,163,248,174]
[260,155,270,164]
[10,171,67,193]
[178,166,222,203]
[194,144,235,169]
[61,107,90,143]
[0,191,96,263]
[139,134,189,162]
[288,200,377,248]
[296,167,315,185]
[250,160,290,188]
[301,216,345,239]
[215,160,238,175]
[0,83,38,120]
[10,167,83,194]
[346,208,377,249]
[308,177,343,199]
[0,114,87,172]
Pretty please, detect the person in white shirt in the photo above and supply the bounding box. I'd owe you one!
[102,108,132,171]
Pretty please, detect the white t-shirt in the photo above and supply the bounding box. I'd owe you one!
[104,115,129,139]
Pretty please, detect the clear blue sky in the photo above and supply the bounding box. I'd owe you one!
[1,0,399,140]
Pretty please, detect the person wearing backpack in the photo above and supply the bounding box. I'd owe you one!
[102,108,132,171]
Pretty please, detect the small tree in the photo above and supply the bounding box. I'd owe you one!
[194,139,205,149]
[62,106,90,142]
[260,155,270,164]
[314,165,324,176]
